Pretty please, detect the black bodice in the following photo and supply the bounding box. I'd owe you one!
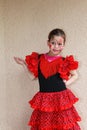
[38,61,67,93]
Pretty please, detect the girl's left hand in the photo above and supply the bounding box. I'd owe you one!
[63,70,78,86]
[63,79,67,85]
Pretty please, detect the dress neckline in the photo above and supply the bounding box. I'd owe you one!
[44,53,62,62]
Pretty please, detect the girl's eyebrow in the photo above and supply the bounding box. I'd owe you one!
[52,39,63,43]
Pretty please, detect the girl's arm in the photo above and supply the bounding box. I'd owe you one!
[14,57,35,80]
[63,70,78,86]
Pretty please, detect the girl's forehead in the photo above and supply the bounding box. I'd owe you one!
[51,36,64,42]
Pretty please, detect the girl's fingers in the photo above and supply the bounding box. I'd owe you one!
[14,57,20,63]
[14,57,21,61]
[14,57,25,65]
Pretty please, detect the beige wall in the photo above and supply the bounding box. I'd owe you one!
[1,0,87,129]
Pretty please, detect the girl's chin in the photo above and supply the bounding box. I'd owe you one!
[51,51,61,55]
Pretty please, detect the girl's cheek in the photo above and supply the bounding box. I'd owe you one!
[58,46,64,51]
[48,44,52,48]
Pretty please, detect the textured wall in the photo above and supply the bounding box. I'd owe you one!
[1,0,87,129]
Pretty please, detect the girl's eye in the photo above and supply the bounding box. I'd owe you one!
[58,43,62,45]
[51,42,55,44]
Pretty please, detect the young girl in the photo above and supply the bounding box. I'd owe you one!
[14,28,81,130]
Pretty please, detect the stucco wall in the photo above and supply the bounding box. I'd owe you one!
[1,0,87,129]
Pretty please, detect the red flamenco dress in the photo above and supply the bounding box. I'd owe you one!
[25,52,81,130]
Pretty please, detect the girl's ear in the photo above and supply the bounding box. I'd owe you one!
[47,40,49,46]
[47,41,52,49]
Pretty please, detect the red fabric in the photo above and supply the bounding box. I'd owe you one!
[58,55,79,80]
[39,55,63,79]
[30,122,81,130]
[28,89,81,129]
[29,89,78,112]
[25,52,79,80]
[25,52,81,130]
[25,52,39,77]
[28,106,81,129]
[40,54,78,80]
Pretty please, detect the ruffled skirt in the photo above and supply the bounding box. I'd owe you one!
[28,89,81,130]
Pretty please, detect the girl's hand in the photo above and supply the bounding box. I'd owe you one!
[63,79,67,83]
[63,70,78,86]
[14,56,35,80]
[14,57,26,66]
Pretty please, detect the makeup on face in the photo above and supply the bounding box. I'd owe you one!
[47,36,65,56]
[50,38,64,47]
[48,44,52,48]
[58,37,64,43]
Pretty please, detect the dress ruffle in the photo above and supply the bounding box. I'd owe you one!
[29,89,79,112]
[25,52,39,77]
[28,106,81,129]
[25,52,79,80]
[40,54,79,80]
[30,122,81,130]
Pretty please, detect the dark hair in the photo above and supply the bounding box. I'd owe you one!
[48,28,66,43]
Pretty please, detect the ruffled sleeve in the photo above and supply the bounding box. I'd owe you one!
[58,55,79,80]
[25,52,39,78]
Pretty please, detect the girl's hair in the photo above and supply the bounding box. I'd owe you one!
[48,28,66,43]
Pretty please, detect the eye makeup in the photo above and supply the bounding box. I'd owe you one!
[50,41,64,47]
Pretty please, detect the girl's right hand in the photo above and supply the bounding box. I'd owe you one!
[14,56,26,66]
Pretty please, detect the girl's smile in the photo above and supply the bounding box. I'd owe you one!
[53,49,59,52]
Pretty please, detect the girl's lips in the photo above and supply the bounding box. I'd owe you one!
[53,49,59,52]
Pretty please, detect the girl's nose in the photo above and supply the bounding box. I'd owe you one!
[55,43,59,48]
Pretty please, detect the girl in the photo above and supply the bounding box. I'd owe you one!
[14,28,81,130]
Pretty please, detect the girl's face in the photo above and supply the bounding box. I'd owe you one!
[47,36,65,56]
